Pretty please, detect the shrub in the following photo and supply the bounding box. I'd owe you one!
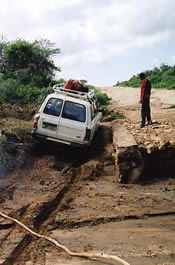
[16,85,53,103]
[0,78,18,103]
[95,89,111,108]
[115,63,175,89]
[103,112,125,122]
[17,85,41,102]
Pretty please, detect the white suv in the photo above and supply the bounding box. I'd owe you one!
[32,85,102,147]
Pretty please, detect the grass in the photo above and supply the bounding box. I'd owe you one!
[103,111,125,122]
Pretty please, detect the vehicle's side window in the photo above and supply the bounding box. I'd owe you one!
[43,98,63,117]
[90,105,95,121]
[62,101,86,122]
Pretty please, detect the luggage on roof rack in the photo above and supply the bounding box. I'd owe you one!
[52,84,95,101]
[64,79,89,93]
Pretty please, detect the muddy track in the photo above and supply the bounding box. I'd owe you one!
[52,211,175,230]
[2,174,74,264]
[1,162,80,264]
[2,166,175,265]
[0,126,113,265]
[1,104,175,265]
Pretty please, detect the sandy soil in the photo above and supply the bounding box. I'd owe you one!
[100,86,175,124]
[0,87,175,265]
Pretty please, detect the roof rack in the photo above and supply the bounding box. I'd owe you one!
[52,84,95,100]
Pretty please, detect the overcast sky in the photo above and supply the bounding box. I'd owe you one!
[1,0,175,86]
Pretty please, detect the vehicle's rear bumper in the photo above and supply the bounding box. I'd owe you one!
[32,132,89,147]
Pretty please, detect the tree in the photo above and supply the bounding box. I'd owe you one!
[0,39,61,87]
[115,64,175,89]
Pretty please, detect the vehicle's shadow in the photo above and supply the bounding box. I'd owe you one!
[31,124,113,168]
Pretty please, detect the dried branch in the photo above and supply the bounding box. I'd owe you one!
[0,211,130,265]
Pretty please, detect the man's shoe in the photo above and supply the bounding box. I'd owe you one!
[140,124,145,128]
[148,120,152,125]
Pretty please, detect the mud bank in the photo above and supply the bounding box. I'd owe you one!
[112,122,175,183]
[1,122,175,184]
[115,140,175,183]
[0,119,175,265]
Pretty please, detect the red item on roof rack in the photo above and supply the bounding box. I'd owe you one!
[64,79,74,91]
[64,79,88,93]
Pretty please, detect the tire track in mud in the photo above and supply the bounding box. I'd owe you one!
[1,137,108,265]
[1,123,175,264]
[0,126,113,264]
[2,165,175,265]
[51,211,175,230]
[1,164,77,265]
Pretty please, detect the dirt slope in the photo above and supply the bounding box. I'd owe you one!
[100,86,175,149]
[100,86,175,126]
[0,87,175,265]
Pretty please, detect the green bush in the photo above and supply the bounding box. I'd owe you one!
[86,84,111,108]
[0,78,18,103]
[0,77,55,104]
[37,86,53,103]
[115,64,175,89]
[17,85,41,102]
[95,89,111,108]
[16,85,53,103]
[0,74,111,107]
[103,112,125,122]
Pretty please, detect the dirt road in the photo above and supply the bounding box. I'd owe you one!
[100,86,175,122]
[0,87,175,265]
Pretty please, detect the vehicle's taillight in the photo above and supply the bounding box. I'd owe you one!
[84,128,91,141]
[33,114,40,129]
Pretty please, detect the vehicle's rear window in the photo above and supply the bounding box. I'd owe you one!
[62,101,86,122]
[43,98,63,117]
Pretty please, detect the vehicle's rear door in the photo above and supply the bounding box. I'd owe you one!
[57,101,87,144]
[37,97,63,138]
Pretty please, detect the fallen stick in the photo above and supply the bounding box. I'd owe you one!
[0,211,130,265]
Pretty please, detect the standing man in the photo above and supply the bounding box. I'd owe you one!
[139,72,152,128]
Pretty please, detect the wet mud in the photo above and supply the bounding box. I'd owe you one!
[0,97,175,265]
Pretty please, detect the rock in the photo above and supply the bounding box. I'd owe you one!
[146,144,156,154]
[114,146,144,184]
[158,141,165,150]
[40,180,45,185]
[78,160,104,181]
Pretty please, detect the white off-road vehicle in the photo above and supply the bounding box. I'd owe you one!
[32,84,102,147]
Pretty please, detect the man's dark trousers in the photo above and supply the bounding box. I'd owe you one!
[141,98,151,127]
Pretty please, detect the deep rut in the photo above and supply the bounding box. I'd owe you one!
[1,166,79,264]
